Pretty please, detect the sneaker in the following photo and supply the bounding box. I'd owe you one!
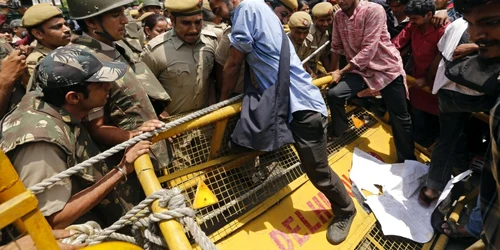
[326,210,357,245]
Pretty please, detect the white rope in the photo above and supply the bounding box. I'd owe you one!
[28,94,242,195]
[63,188,218,250]
[27,96,242,249]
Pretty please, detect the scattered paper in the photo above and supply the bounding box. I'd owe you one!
[350,148,472,243]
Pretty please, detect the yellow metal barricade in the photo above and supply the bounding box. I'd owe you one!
[0,150,60,249]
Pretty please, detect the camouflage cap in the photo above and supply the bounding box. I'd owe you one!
[9,19,21,28]
[288,11,312,28]
[143,0,161,8]
[312,2,334,17]
[22,3,63,28]
[37,46,128,89]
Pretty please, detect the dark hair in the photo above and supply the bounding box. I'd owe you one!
[144,14,166,32]
[202,8,217,22]
[404,0,435,16]
[387,0,409,5]
[41,83,90,106]
[76,20,89,33]
[265,0,295,11]
[298,0,308,10]
[454,0,499,13]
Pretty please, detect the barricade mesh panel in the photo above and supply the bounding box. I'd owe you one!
[354,223,423,250]
[160,107,383,240]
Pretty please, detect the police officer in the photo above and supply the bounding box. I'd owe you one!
[0,46,151,228]
[124,0,163,52]
[142,0,218,169]
[22,3,71,81]
[142,0,218,116]
[9,19,25,43]
[123,10,146,55]
[309,2,335,76]
[202,0,225,42]
[142,0,162,14]
[66,0,171,169]
[287,11,316,77]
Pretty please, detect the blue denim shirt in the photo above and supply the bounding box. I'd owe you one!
[229,0,329,121]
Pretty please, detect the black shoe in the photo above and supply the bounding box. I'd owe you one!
[326,210,357,245]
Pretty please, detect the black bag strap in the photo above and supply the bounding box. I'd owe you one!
[243,27,291,93]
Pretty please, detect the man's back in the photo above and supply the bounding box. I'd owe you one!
[230,0,327,117]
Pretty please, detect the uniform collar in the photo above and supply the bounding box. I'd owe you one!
[171,29,204,50]
[32,93,81,125]
[34,42,53,56]
[310,25,329,38]
[82,32,116,51]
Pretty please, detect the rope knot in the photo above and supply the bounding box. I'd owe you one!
[63,221,102,245]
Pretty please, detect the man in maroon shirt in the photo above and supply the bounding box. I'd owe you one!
[392,0,447,146]
[326,0,416,162]
[393,0,447,86]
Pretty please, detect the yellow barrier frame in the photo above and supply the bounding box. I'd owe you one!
[138,75,484,249]
[0,74,467,249]
[0,150,59,249]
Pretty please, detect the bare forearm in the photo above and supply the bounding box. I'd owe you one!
[0,72,16,117]
[426,54,442,84]
[320,52,331,73]
[339,62,354,76]
[220,61,242,101]
[330,53,342,72]
[47,168,125,229]
[87,118,133,146]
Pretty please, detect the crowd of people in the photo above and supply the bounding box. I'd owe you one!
[0,0,498,249]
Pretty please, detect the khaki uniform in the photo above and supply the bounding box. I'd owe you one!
[142,29,218,115]
[26,43,52,80]
[1,92,139,226]
[215,26,245,94]
[287,32,314,61]
[142,27,218,170]
[71,35,171,169]
[203,21,226,42]
[308,25,330,75]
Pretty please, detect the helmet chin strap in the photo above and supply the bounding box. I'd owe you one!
[94,18,116,45]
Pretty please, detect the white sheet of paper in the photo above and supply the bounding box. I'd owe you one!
[350,148,472,243]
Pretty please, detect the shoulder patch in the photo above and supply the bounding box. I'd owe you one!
[306,33,314,42]
[26,52,44,65]
[146,32,171,51]
[201,28,218,39]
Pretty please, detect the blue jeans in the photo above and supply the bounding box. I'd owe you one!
[465,197,482,238]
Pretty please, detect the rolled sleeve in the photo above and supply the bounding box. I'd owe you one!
[84,107,104,122]
[350,5,388,70]
[391,23,412,50]
[229,5,255,54]
[10,142,72,217]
